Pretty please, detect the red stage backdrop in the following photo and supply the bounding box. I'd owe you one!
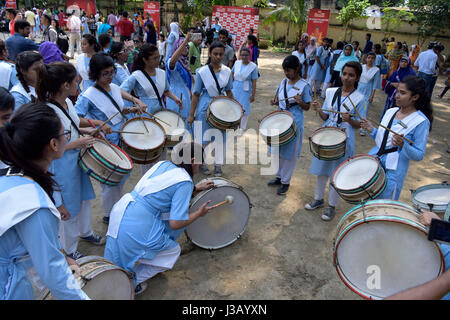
[306,9,330,45]
[66,0,97,17]
[5,0,17,9]
[212,6,259,48]
[144,1,160,33]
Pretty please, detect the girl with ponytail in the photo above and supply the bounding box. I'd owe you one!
[37,62,108,259]
[0,103,89,300]
[361,75,433,200]
[76,34,101,92]
[10,51,43,110]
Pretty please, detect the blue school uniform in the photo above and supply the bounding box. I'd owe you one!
[0,61,18,90]
[309,46,331,83]
[11,83,36,111]
[76,54,94,92]
[231,61,259,116]
[357,65,381,111]
[112,63,131,87]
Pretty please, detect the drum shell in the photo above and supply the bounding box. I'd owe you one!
[207,96,243,130]
[259,110,297,146]
[153,109,186,147]
[78,140,133,186]
[411,182,450,213]
[333,200,446,300]
[120,117,166,164]
[309,127,347,161]
[41,256,135,300]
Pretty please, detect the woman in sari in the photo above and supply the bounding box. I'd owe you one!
[386,42,404,78]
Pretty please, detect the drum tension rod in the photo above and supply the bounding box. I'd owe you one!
[427,203,434,212]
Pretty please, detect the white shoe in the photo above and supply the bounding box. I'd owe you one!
[134,282,148,296]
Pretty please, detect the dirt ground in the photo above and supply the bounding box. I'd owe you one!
[78,49,450,300]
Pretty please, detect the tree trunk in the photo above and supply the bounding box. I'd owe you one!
[285,9,291,48]
[343,23,348,42]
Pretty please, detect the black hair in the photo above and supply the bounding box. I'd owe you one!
[396,41,403,49]
[51,18,59,30]
[15,51,43,99]
[282,55,301,74]
[98,33,112,49]
[327,38,334,44]
[336,41,344,50]
[366,33,371,38]
[352,40,359,47]
[6,8,16,16]
[367,52,376,58]
[158,33,165,41]
[89,52,116,81]
[218,29,228,38]
[342,61,362,89]
[247,34,258,47]
[132,43,159,72]
[83,34,101,53]
[36,62,77,102]
[240,47,251,55]
[171,142,205,178]
[206,41,225,64]
[0,87,14,112]
[0,103,62,200]
[374,43,381,54]
[390,37,395,41]
[122,11,128,18]
[14,20,30,33]
[401,75,433,130]
[42,14,52,25]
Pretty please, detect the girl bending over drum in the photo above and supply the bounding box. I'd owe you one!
[307,61,366,221]
[360,75,432,200]
[0,103,89,299]
[104,142,215,296]
[268,55,311,195]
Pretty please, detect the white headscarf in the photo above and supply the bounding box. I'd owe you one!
[169,22,180,40]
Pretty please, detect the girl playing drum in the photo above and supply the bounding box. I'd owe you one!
[360,75,432,200]
[307,61,366,221]
[267,55,312,195]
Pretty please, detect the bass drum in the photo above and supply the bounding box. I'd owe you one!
[41,256,135,300]
[186,177,252,250]
[411,182,450,213]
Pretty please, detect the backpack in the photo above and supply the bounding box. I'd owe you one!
[56,29,69,54]
[379,55,390,75]
[329,51,341,74]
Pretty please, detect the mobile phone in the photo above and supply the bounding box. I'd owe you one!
[428,219,450,244]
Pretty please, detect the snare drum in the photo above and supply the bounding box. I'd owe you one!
[258,110,297,146]
[153,109,186,147]
[334,200,445,300]
[79,138,133,186]
[309,127,347,161]
[206,96,243,130]
[331,154,386,204]
[411,182,450,213]
[120,117,166,164]
[41,256,135,300]
[186,177,252,250]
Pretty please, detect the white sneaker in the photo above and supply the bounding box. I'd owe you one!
[134,282,148,296]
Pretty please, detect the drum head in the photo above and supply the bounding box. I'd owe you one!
[92,139,133,170]
[259,112,294,137]
[333,155,379,191]
[154,110,186,136]
[412,183,450,213]
[209,97,242,123]
[122,119,165,150]
[186,178,251,250]
[81,268,133,300]
[311,128,347,146]
[335,201,444,299]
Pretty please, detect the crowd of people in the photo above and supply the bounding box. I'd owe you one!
[0,5,448,300]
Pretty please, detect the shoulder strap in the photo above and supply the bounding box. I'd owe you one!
[283,79,290,108]
[377,109,400,157]
[208,64,223,95]
[93,84,127,118]
[332,87,342,124]
[49,100,81,135]
[142,69,164,108]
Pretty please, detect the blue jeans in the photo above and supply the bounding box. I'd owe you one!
[418,72,433,95]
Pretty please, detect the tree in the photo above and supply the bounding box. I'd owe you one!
[262,0,308,48]
[408,0,450,45]
[337,0,370,41]
[381,1,413,39]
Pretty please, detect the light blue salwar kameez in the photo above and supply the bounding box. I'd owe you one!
[231,61,259,116]
[357,64,381,112]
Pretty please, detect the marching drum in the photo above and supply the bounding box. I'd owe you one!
[309,127,347,161]
[411,182,450,213]
[186,177,252,250]
[41,256,135,300]
[333,200,445,300]
[206,96,243,130]
[153,109,186,147]
[331,154,386,204]
[79,138,133,186]
[258,110,297,146]
[120,117,166,164]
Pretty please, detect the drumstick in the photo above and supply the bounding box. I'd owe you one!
[319,109,349,115]
[209,196,234,210]
[86,117,125,160]
[143,111,171,127]
[89,111,120,136]
[112,130,146,135]
[278,96,297,103]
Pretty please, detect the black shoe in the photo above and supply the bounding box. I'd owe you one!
[268,177,281,186]
[277,184,290,195]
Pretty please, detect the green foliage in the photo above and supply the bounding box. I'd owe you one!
[381,1,413,36]
[337,0,370,25]
[263,0,307,30]
[408,0,450,39]
[254,0,269,8]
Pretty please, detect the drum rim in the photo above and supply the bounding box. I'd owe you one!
[333,200,446,300]
[78,159,120,186]
[88,138,134,171]
[310,126,347,146]
[208,95,244,123]
[154,109,187,137]
[411,183,450,213]
[120,117,166,151]
[186,178,251,250]
[258,110,295,137]
[331,154,381,192]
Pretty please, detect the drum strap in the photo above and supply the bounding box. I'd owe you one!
[93,84,127,119]
[141,70,165,108]
[208,64,223,95]
[49,100,82,135]
[377,109,399,157]
[283,79,299,110]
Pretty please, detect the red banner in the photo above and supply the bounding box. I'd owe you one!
[212,5,259,48]
[66,0,97,17]
[306,9,330,45]
[144,1,160,34]
[5,0,17,9]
